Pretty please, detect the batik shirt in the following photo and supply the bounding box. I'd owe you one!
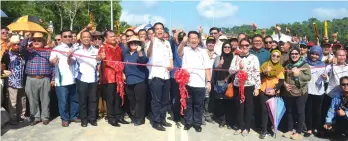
[8,52,25,88]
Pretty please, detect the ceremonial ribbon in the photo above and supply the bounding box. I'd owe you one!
[174,69,190,115]
[237,70,248,103]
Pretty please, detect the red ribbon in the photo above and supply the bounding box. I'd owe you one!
[113,61,125,105]
[237,70,248,103]
[174,69,190,115]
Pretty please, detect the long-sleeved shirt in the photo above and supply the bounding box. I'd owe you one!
[122,44,148,85]
[25,48,54,79]
[7,51,25,88]
[325,93,348,124]
[98,43,123,84]
[249,48,270,66]
[229,54,261,89]
[170,39,182,78]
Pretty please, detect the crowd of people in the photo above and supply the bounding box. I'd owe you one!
[0,22,348,140]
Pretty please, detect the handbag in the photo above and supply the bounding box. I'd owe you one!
[225,83,234,98]
[214,80,227,94]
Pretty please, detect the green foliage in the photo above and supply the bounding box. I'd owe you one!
[1,1,128,34]
[223,17,348,45]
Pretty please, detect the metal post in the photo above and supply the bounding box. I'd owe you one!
[111,0,113,30]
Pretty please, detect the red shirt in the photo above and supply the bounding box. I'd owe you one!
[98,43,123,84]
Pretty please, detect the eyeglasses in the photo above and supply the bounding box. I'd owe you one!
[55,39,61,41]
[223,46,231,48]
[210,32,218,35]
[341,83,348,87]
[126,35,133,37]
[63,35,73,38]
[290,53,299,56]
[272,55,280,58]
[265,41,272,44]
[1,32,8,35]
[240,44,249,47]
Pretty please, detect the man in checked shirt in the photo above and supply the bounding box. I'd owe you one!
[24,32,55,126]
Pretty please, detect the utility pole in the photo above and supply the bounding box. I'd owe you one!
[111,0,113,30]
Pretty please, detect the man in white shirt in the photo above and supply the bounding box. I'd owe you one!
[50,29,79,127]
[209,27,223,56]
[146,22,174,131]
[74,31,104,127]
[178,31,212,132]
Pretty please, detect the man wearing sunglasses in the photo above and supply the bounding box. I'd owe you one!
[1,27,10,59]
[92,31,103,49]
[209,27,223,56]
[264,36,273,51]
[125,29,135,42]
[324,76,348,135]
[299,41,309,60]
[54,35,62,46]
[50,29,80,127]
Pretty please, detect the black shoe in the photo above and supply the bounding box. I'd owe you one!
[152,123,166,131]
[118,118,130,124]
[304,132,312,137]
[30,121,40,126]
[162,121,172,127]
[175,122,182,128]
[81,122,88,127]
[219,123,226,128]
[184,124,192,130]
[193,125,202,132]
[108,121,121,127]
[259,131,267,139]
[134,121,143,126]
[89,121,98,126]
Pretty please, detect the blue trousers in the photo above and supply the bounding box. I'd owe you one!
[149,77,170,124]
[184,86,205,126]
[55,84,79,121]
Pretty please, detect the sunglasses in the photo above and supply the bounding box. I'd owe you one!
[291,53,299,55]
[63,35,73,38]
[240,44,249,47]
[265,41,272,44]
[126,35,133,37]
[300,46,308,49]
[1,32,8,34]
[94,38,102,41]
[32,39,43,43]
[272,55,280,58]
[341,83,348,87]
[223,46,231,48]
[55,39,61,41]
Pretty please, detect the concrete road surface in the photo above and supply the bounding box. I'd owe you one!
[1,116,345,141]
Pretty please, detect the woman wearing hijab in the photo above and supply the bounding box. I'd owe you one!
[304,46,327,137]
[259,49,285,139]
[229,38,261,136]
[282,47,311,140]
[212,41,233,128]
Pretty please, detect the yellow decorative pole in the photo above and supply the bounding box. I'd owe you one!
[324,20,328,38]
[89,12,96,31]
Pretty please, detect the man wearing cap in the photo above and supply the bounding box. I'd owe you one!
[2,35,26,125]
[92,31,103,49]
[209,27,223,56]
[299,41,309,60]
[321,41,334,64]
[24,32,55,126]
[279,41,291,66]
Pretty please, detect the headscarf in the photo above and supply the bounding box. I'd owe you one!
[306,46,325,67]
[261,49,284,77]
[286,47,305,69]
[216,41,233,81]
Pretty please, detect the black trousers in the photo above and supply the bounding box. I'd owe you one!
[184,86,205,126]
[170,78,181,122]
[284,94,308,133]
[235,86,255,131]
[126,81,147,122]
[305,94,324,131]
[214,99,233,125]
[77,79,98,122]
[149,77,170,124]
[260,91,275,132]
[103,83,123,122]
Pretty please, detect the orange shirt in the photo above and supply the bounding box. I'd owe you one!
[98,43,123,84]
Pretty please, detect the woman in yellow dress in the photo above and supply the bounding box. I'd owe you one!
[259,49,285,139]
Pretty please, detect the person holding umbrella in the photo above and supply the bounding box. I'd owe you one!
[259,49,285,139]
[282,47,311,140]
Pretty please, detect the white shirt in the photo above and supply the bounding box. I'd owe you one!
[50,43,78,86]
[74,45,100,83]
[322,53,334,62]
[326,63,348,97]
[147,37,173,80]
[182,47,211,88]
[272,33,291,42]
[214,40,223,56]
[308,66,326,95]
[207,51,217,75]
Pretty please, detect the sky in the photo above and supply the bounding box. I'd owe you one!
[120,0,348,33]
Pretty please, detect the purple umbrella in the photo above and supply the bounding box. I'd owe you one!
[266,97,286,138]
